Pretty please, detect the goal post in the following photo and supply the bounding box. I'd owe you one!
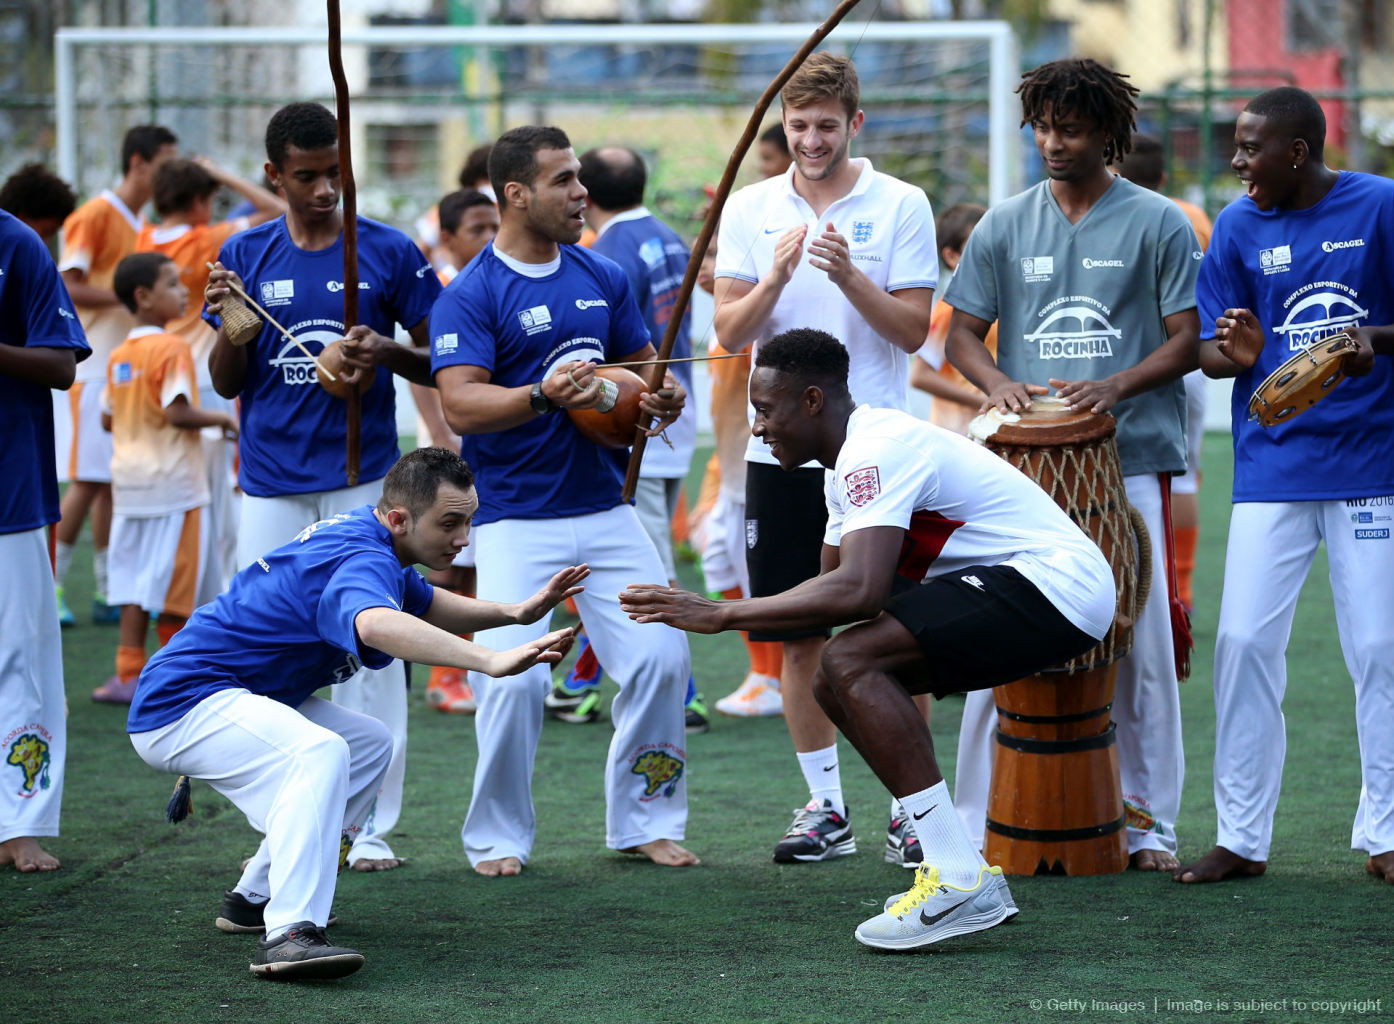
[55,20,1022,225]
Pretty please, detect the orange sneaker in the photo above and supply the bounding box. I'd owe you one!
[426,667,476,714]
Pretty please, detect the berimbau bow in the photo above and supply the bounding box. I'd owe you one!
[619,0,865,501]
[327,0,362,486]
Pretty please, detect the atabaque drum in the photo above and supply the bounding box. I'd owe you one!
[967,397,1151,875]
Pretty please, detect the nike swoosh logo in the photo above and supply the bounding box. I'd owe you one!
[763,226,788,234]
[822,764,837,772]
[912,804,938,820]
[920,894,970,927]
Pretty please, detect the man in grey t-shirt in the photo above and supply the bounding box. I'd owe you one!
[944,58,1201,871]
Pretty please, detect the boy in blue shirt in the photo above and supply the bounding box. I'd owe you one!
[128,447,581,978]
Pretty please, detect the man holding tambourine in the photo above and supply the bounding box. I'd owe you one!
[1177,86,1394,887]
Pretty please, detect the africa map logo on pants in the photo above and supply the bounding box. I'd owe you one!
[7,731,51,798]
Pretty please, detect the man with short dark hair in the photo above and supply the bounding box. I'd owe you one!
[561,145,704,730]
[128,447,581,978]
[1176,86,1394,886]
[620,327,1114,949]
[56,124,178,637]
[431,125,697,874]
[0,163,77,243]
[203,101,442,871]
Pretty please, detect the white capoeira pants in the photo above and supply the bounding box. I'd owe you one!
[131,690,391,935]
[1213,499,1394,861]
[237,477,407,864]
[954,474,1185,855]
[463,504,691,865]
[0,528,66,845]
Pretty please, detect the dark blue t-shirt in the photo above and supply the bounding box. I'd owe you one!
[0,211,90,534]
[128,506,434,732]
[205,216,441,496]
[1197,171,1394,501]
[429,243,651,524]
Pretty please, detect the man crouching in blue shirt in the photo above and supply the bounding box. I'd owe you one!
[127,446,582,980]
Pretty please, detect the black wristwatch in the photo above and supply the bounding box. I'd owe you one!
[529,380,557,415]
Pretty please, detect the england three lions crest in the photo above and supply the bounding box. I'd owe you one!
[851,221,874,244]
[844,466,881,507]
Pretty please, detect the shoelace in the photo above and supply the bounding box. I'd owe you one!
[889,864,1002,917]
[787,801,839,837]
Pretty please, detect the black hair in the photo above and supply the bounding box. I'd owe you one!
[1245,86,1327,160]
[0,163,77,224]
[759,122,788,149]
[265,102,338,168]
[120,125,178,176]
[458,143,493,189]
[378,447,476,519]
[755,328,850,396]
[488,126,572,198]
[113,252,174,313]
[152,159,218,217]
[1018,58,1138,164]
[1116,133,1164,190]
[935,202,987,256]
[439,189,497,234]
[577,147,646,211]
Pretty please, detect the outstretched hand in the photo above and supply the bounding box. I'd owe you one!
[619,584,726,634]
[516,564,589,625]
[488,626,576,677]
[1214,308,1266,369]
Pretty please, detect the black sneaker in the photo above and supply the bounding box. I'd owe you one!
[544,686,601,724]
[216,890,337,934]
[772,799,856,863]
[684,694,710,734]
[250,921,363,980]
[884,814,924,868]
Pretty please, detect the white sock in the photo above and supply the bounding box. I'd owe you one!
[55,541,74,586]
[233,884,269,905]
[797,745,844,816]
[897,780,987,886]
[93,547,109,599]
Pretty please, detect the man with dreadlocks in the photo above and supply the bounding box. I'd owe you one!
[944,58,1201,872]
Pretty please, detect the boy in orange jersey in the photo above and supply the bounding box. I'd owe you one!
[94,253,238,704]
[413,190,500,714]
[55,125,178,629]
[136,157,285,590]
[909,203,997,437]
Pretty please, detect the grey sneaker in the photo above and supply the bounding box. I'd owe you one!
[857,864,1014,950]
[250,921,363,979]
[216,890,338,934]
[772,799,855,863]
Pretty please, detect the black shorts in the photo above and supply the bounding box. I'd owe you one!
[883,564,1099,698]
[744,461,830,643]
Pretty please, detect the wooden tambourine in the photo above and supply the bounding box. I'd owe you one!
[1248,333,1359,428]
[567,366,650,449]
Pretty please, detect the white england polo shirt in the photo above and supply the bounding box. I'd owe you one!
[715,159,938,466]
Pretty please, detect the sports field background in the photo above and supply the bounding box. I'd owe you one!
[2,434,1389,1023]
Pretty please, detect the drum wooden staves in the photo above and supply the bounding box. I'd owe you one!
[967,398,1151,876]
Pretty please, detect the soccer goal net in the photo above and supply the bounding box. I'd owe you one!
[55,20,1021,234]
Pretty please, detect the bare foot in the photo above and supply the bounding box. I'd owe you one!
[1173,845,1266,884]
[619,839,700,866]
[0,836,61,872]
[1130,849,1180,872]
[351,857,403,872]
[474,856,522,877]
[1366,851,1394,883]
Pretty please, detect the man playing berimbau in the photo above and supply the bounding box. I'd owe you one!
[620,328,1116,949]
[127,447,581,978]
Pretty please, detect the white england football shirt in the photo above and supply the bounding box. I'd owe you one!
[716,159,938,467]
[824,405,1115,639]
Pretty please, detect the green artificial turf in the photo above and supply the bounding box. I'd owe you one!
[2,435,1390,1023]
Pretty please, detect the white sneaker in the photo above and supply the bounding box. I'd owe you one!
[713,673,783,717]
[856,863,1015,950]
